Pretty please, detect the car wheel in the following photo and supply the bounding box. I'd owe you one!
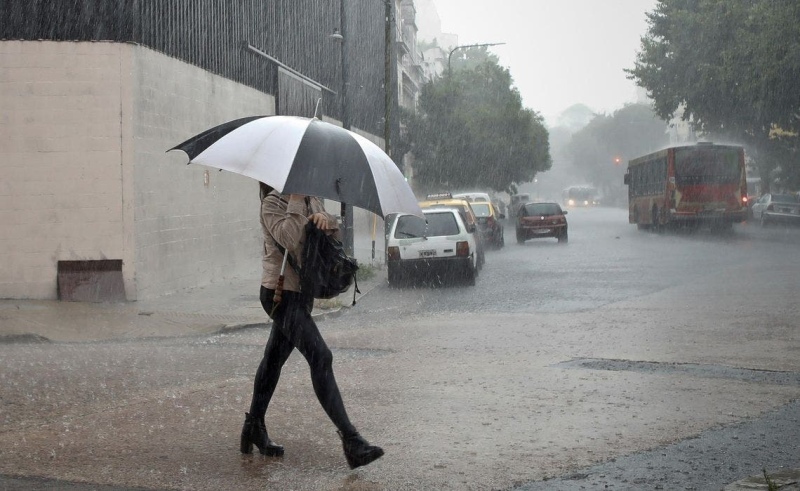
[760,214,769,227]
[498,234,505,249]
[387,264,401,287]
[516,229,525,244]
[463,264,476,286]
[558,229,568,243]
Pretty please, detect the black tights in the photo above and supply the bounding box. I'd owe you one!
[249,286,357,437]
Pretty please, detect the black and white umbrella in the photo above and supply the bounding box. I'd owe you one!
[169,115,421,218]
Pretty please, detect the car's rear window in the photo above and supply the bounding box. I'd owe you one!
[425,212,460,236]
[471,203,491,217]
[523,203,562,216]
[394,215,426,238]
[772,194,798,203]
[394,212,460,238]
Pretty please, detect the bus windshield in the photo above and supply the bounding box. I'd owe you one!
[566,187,596,201]
[674,147,741,185]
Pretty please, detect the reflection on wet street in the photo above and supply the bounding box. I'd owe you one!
[2,208,799,490]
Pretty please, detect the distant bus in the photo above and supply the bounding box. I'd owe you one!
[562,186,599,207]
[623,142,747,231]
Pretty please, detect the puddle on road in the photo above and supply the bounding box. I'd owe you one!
[555,358,800,386]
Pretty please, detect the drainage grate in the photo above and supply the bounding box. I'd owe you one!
[57,259,126,302]
[555,358,800,386]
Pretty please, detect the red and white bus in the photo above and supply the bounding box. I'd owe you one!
[623,142,748,231]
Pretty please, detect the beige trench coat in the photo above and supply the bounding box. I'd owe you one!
[260,191,339,292]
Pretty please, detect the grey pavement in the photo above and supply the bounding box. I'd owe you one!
[0,268,797,489]
[0,272,381,344]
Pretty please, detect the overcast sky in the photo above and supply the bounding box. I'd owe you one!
[426,0,659,125]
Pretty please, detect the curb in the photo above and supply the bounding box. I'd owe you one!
[0,333,51,344]
[723,468,800,490]
[214,279,382,336]
[216,306,344,335]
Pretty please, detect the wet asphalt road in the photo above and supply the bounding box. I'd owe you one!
[2,207,799,490]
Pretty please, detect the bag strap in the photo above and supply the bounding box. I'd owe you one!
[350,272,360,306]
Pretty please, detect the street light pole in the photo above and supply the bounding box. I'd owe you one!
[447,42,506,77]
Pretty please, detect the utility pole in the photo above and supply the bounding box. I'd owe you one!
[339,0,354,255]
[384,0,392,159]
[383,0,397,258]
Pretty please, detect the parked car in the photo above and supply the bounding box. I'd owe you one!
[386,208,478,286]
[452,192,492,204]
[751,193,800,227]
[509,193,531,219]
[418,193,486,269]
[516,201,569,244]
[468,201,505,248]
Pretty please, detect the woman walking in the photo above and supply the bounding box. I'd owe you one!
[240,183,384,469]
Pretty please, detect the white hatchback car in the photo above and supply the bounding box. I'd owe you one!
[386,208,478,286]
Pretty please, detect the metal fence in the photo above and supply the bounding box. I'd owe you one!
[1,0,391,133]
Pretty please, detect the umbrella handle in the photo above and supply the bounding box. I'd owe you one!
[273,275,284,304]
[273,247,290,304]
[279,248,289,274]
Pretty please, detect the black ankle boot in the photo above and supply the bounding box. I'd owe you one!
[338,431,384,469]
[240,413,284,457]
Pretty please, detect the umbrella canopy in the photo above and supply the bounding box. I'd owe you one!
[169,115,422,218]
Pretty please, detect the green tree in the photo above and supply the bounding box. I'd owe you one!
[566,104,670,205]
[627,0,800,189]
[405,48,551,194]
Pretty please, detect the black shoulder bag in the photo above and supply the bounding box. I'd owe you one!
[278,222,360,305]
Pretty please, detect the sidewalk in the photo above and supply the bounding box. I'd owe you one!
[724,469,800,490]
[1,226,386,344]
[0,272,383,344]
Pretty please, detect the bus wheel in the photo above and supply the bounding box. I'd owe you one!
[651,206,661,233]
[634,207,647,230]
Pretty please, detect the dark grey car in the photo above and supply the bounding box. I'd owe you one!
[751,193,800,227]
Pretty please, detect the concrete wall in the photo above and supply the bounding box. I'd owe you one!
[130,46,274,300]
[0,41,127,299]
[0,41,275,300]
[1,40,389,300]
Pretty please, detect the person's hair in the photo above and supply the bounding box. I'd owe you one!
[259,182,273,200]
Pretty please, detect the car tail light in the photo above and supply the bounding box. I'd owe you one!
[742,196,748,205]
[456,241,470,257]
[387,246,400,261]
[486,216,495,227]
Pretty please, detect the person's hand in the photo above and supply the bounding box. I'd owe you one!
[309,212,333,230]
